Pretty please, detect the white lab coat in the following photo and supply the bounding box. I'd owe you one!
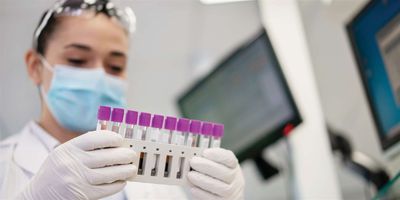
[0,122,189,200]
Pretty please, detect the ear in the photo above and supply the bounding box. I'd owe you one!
[25,49,43,86]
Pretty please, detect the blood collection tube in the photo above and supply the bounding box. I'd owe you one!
[172,118,185,146]
[136,112,151,140]
[110,108,124,134]
[149,115,164,176]
[124,110,138,139]
[147,115,164,142]
[176,118,190,146]
[137,112,151,175]
[176,118,190,179]
[162,116,177,178]
[96,106,111,130]
[199,122,213,148]
[211,123,224,148]
[188,120,201,147]
[161,116,177,144]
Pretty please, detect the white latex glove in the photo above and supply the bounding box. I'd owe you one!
[17,130,137,200]
[188,148,245,200]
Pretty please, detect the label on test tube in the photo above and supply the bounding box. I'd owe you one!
[97,106,111,130]
[136,112,151,140]
[148,115,164,142]
[200,122,213,148]
[211,123,224,148]
[111,108,124,134]
[189,120,201,147]
[124,110,138,139]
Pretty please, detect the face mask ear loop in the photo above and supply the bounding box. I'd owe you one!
[38,54,54,73]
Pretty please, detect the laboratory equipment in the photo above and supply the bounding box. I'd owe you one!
[347,0,400,165]
[96,106,224,186]
[124,110,138,139]
[178,29,302,162]
[96,106,111,130]
[211,123,224,148]
[136,112,151,140]
[188,120,202,147]
[110,108,124,134]
[199,122,213,148]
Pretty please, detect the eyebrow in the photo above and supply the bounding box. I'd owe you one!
[110,51,126,58]
[64,43,126,58]
[64,43,92,51]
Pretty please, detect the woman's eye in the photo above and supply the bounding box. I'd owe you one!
[67,58,86,66]
[110,65,123,73]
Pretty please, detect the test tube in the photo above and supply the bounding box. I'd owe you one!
[124,110,138,139]
[137,112,151,175]
[148,115,164,142]
[149,115,164,176]
[111,108,124,134]
[211,123,224,148]
[162,116,177,178]
[199,122,213,148]
[172,118,185,146]
[177,118,190,146]
[96,106,111,130]
[161,116,177,144]
[136,112,151,140]
[176,118,190,179]
[188,120,201,147]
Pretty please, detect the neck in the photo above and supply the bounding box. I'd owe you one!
[38,108,79,144]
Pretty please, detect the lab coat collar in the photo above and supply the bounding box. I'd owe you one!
[13,121,60,175]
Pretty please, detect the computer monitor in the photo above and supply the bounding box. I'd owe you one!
[178,29,302,162]
[347,0,400,156]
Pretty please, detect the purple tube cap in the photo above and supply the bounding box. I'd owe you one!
[125,110,138,125]
[111,108,124,123]
[189,120,201,134]
[177,118,190,132]
[151,115,164,129]
[213,123,224,137]
[164,116,177,131]
[97,106,111,121]
[139,112,151,126]
[201,122,213,136]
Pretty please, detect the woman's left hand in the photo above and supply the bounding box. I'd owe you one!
[188,148,245,200]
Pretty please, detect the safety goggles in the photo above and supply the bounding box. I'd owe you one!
[34,0,136,48]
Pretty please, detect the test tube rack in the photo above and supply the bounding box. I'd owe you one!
[123,138,204,185]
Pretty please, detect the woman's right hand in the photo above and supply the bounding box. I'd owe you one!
[17,130,137,200]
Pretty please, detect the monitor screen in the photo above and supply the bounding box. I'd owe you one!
[178,30,302,161]
[347,0,400,150]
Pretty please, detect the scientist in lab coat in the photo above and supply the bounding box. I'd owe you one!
[0,0,244,199]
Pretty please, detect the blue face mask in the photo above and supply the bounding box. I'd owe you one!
[40,58,127,133]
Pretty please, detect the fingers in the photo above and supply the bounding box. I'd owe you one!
[71,130,123,151]
[86,164,137,185]
[92,180,127,199]
[190,156,236,184]
[82,147,137,169]
[187,171,235,197]
[202,148,238,169]
[190,187,221,200]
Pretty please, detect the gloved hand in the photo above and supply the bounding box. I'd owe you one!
[17,130,137,200]
[188,148,245,200]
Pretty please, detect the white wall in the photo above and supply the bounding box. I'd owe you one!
[259,0,342,199]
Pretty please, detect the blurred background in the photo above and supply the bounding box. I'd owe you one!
[1,0,400,199]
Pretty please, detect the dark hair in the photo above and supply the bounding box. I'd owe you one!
[35,11,58,55]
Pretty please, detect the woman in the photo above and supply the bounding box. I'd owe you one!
[0,0,245,199]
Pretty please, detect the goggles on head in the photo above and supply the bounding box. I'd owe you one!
[34,0,136,49]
